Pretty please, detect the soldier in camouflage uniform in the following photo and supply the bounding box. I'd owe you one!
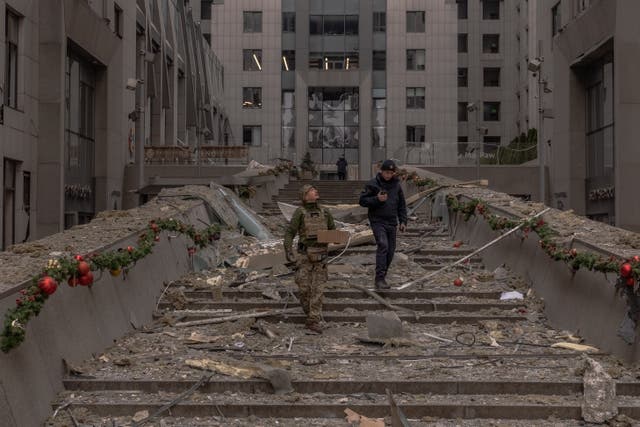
[283,184,336,333]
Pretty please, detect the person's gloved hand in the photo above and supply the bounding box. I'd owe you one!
[285,249,296,263]
[399,223,406,232]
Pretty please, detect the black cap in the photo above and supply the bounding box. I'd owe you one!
[380,159,397,171]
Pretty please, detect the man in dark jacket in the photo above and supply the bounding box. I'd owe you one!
[359,160,407,290]
[336,156,348,180]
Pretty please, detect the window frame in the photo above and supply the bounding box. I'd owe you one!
[282,50,295,71]
[242,49,263,71]
[282,11,295,33]
[242,125,262,147]
[406,125,426,146]
[4,8,20,109]
[406,11,426,33]
[483,67,501,87]
[243,11,262,33]
[457,68,468,87]
[406,49,426,71]
[483,102,501,121]
[406,87,425,109]
[242,87,262,109]
[373,11,386,32]
[482,34,500,54]
[482,0,500,20]
[458,33,468,53]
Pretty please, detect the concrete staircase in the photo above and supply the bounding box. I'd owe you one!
[260,179,368,216]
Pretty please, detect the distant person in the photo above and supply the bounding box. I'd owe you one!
[358,160,407,290]
[284,185,336,333]
[336,156,348,180]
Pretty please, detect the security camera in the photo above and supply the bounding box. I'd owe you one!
[527,58,542,72]
[125,78,144,90]
[466,102,476,112]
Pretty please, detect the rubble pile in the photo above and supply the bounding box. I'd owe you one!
[46,201,640,426]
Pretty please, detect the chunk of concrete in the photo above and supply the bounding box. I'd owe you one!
[366,312,404,339]
[582,357,618,423]
[264,368,293,395]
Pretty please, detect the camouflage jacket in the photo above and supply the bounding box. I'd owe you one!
[284,202,336,253]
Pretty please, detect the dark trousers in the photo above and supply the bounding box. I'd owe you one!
[337,172,346,180]
[371,222,397,281]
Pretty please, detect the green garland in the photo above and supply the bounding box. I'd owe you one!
[446,195,639,282]
[1,218,220,353]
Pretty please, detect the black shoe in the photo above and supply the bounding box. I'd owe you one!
[375,278,390,290]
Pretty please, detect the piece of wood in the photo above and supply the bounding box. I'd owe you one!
[349,283,418,316]
[174,307,300,327]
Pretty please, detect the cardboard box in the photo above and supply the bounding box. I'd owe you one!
[317,229,350,244]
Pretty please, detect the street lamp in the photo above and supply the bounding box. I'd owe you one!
[528,57,546,204]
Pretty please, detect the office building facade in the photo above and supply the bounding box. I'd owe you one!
[0,0,225,247]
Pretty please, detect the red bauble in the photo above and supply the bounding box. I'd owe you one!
[453,277,464,287]
[127,246,134,253]
[154,236,160,242]
[620,263,633,278]
[79,272,94,286]
[633,256,640,263]
[626,277,635,287]
[67,276,79,287]
[569,249,578,257]
[74,255,84,261]
[38,276,58,295]
[77,261,91,276]
[453,241,463,248]
[187,247,196,255]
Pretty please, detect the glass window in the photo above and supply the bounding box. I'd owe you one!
[242,87,262,109]
[406,11,425,33]
[282,50,295,71]
[323,15,344,35]
[406,125,425,146]
[310,15,322,35]
[243,49,262,71]
[308,87,359,151]
[243,11,262,33]
[345,52,359,70]
[309,52,323,70]
[242,125,262,146]
[457,0,468,19]
[458,68,468,87]
[283,12,295,33]
[373,51,386,71]
[483,0,500,20]
[282,91,295,108]
[345,15,358,35]
[282,91,295,148]
[483,102,500,121]
[406,49,426,71]
[201,0,212,20]
[373,12,386,32]
[458,102,468,122]
[483,67,500,87]
[406,87,425,109]
[324,52,345,70]
[483,34,500,53]
[4,9,19,109]
[458,33,468,53]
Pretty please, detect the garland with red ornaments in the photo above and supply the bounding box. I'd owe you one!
[1,218,221,353]
[446,194,639,285]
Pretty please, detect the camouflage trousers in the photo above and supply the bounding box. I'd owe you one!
[294,255,328,324]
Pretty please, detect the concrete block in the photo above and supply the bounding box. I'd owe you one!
[366,311,404,339]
